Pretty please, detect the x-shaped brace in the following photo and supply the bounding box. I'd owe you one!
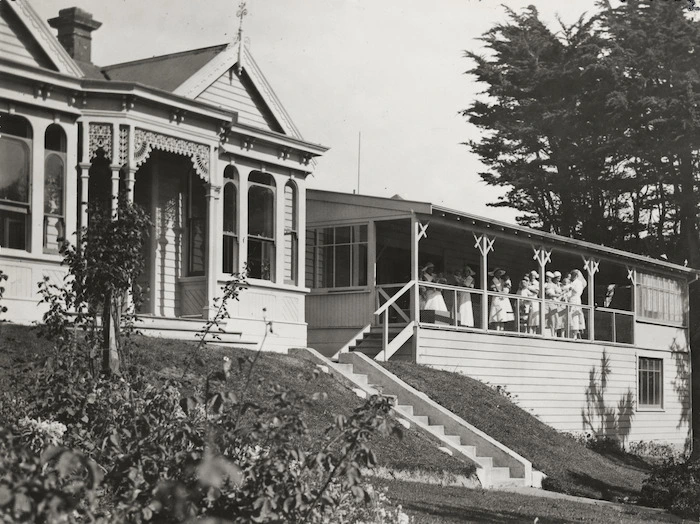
[473,234,495,256]
[626,267,636,284]
[582,257,600,275]
[417,221,429,241]
[532,247,552,267]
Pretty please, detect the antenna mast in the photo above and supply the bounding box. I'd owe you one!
[357,131,361,194]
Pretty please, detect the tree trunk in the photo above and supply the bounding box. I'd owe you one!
[101,292,120,375]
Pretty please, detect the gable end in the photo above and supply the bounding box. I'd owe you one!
[0,0,54,70]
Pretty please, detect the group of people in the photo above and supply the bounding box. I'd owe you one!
[489,268,588,338]
[419,261,588,339]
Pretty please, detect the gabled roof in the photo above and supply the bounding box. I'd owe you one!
[102,44,227,92]
[102,42,302,139]
[3,0,83,77]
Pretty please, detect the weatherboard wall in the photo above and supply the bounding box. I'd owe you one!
[0,1,53,70]
[416,327,690,449]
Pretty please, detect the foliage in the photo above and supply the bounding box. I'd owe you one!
[0,428,102,524]
[3,274,408,523]
[0,269,7,336]
[640,459,700,517]
[464,1,700,266]
[37,197,151,374]
[628,440,687,464]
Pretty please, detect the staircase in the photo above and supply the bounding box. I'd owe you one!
[291,347,540,489]
[350,326,407,359]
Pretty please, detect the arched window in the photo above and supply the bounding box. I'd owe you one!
[248,171,275,281]
[44,124,66,253]
[283,180,298,285]
[222,165,238,274]
[0,113,32,251]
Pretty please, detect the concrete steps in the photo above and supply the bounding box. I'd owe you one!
[290,346,540,489]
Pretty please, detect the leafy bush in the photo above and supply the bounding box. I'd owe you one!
[629,440,686,463]
[640,459,700,518]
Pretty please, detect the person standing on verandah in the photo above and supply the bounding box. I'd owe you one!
[420,262,448,312]
[569,269,587,339]
[454,265,476,327]
[489,268,514,331]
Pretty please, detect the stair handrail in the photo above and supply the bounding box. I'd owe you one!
[331,280,416,361]
[374,280,416,318]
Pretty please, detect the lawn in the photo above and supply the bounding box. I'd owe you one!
[383,360,652,501]
[379,479,687,524]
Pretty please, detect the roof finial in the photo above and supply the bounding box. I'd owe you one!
[235,1,248,76]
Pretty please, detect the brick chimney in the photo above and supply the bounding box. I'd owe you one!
[48,8,101,64]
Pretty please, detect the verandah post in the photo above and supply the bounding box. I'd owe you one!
[411,214,420,361]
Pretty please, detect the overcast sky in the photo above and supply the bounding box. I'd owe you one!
[34,0,611,224]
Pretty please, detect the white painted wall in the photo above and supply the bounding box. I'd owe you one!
[417,327,690,449]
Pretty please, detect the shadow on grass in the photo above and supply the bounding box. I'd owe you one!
[567,471,640,502]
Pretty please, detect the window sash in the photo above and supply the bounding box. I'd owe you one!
[638,357,663,407]
[636,272,685,325]
[308,225,368,288]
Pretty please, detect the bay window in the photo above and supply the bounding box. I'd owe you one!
[248,171,275,281]
[222,166,238,274]
[0,114,31,251]
[44,124,66,253]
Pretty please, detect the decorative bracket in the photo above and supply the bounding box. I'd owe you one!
[532,246,552,267]
[474,234,495,256]
[34,83,52,100]
[121,95,135,112]
[582,256,600,276]
[278,147,292,161]
[301,153,312,166]
[241,136,256,151]
[169,109,186,124]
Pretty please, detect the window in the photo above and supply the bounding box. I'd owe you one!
[0,114,31,250]
[638,357,663,408]
[44,124,66,253]
[248,171,275,281]
[307,225,368,288]
[222,166,238,274]
[636,272,686,325]
[187,172,207,276]
[283,181,298,285]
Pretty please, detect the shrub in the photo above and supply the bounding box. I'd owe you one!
[640,459,700,518]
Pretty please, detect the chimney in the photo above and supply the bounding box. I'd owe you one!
[48,8,102,64]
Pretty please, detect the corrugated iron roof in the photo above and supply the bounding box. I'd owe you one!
[101,44,227,92]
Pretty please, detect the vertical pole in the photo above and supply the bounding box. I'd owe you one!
[410,215,420,362]
[480,238,489,331]
[110,123,120,216]
[539,250,546,336]
[205,182,221,320]
[79,164,90,233]
[274,173,285,284]
[126,125,136,204]
[367,220,377,323]
[587,260,596,341]
[30,118,48,254]
[383,309,389,360]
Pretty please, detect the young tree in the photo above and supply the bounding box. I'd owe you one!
[40,198,150,375]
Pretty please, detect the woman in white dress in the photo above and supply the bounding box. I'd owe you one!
[517,275,531,332]
[420,262,448,312]
[568,269,587,339]
[454,265,476,327]
[544,271,563,336]
[527,270,540,334]
[488,268,514,330]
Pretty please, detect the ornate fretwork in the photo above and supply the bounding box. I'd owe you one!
[119,126,129,166]
[133,128,210,181]
[89,123,113,161]
[473,234,495,257]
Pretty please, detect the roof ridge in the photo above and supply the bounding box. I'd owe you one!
[102,43,228,71]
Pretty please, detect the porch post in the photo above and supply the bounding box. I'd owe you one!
[584,257,599,341]
[205,182,222,319]
[79,163,90,233]
[411,214,420,361]
[110,123,120,215]
[125,125,136,203]
[29,118,47,254]
[274,173,285,284]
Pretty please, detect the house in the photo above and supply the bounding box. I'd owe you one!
[0,0,327,351]
[306,189,696,449]
[2,1,694,450]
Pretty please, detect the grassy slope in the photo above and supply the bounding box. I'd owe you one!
[0,323,471,477]
[380,479,685,524]
[383,360,651,501]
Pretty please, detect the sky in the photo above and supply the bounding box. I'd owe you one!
[33,0,611,224]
